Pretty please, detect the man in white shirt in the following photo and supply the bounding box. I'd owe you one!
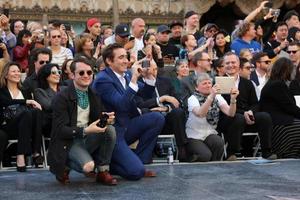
[250,52,271,99]
[130,18,146,57]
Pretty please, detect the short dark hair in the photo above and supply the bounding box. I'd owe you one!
[32,48,52,62]
[37,63,60,89]
[239,57,250,69]
[252,52,268,66]
[192,51,205,66]
[180,34,192,48]
[16,29,31,46]
[283,10,299,22]
[275,21,288,31]
[102,43,123,66]
[288,41,300,48]
[224,51,239,60]
[270,57,294,81]
[70,56,93,73]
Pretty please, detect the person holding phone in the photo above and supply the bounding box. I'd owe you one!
[93,43,165,181]
[48,57,117,185]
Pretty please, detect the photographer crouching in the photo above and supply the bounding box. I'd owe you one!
[48,56,117,185]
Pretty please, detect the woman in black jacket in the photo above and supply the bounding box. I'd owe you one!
[0,62,43,171]
[260,57,300,158]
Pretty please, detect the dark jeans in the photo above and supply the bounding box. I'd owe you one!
[187,134,224,162]
[2,108,42,155]
[67,125,116,173]
[218,112,272,156]
[161,108,188,147]
[0,130,8,163]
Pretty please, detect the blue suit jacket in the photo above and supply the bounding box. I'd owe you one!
[92,67,155,134]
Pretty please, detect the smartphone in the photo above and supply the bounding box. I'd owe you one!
[65,24,71,31]
[3,9,9,17]
[141,60,150,68]
[249,115,255,121]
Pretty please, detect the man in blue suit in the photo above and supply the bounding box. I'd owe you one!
[92,44,165,180]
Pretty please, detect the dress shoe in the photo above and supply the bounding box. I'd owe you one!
[226,155,237,161]
[96,171,117,186]
[56,169,70,185]
[84,171,96,178]
[32,155,44,168]
[144,170,156,177]
[262,153,277,160]
[17,165,27,172]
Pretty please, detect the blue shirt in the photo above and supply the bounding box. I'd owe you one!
[230,38,261,55]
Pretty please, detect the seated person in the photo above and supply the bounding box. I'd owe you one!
[34,63,64,137]
[0,62,43,172]
[135,59,189,161]
[186,73,238,161]
[219,52,276,160]
[48,57,117,185]
[93,44,165,180]
[261,57,300,158]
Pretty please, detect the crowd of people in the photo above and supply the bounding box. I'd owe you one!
[0,1,300,186]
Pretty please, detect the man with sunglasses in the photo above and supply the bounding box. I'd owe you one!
[250,52,271,100]
[287,42,300,67]
[48,57,117,185]
[23,48,52,96]
[93,43,165,181]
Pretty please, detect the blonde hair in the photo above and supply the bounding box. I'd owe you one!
[74,33,93,53]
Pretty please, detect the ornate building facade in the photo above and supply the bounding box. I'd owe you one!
[1,0,300,26]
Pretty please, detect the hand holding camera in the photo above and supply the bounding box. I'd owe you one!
[96,112,115,128]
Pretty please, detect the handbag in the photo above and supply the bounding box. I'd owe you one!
[2,104,29,121]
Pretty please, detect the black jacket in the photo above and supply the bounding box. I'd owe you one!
[0,86,32,124]
[260,80,300,125]
[47,82,105,178]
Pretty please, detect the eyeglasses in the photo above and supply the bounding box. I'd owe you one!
[51,69,62,75]
[259,60,271,64]
[287,50,299,54]
[243,66,255,71]
[78,70,93,76]
[39,60,50,65]
[51,35,61,39]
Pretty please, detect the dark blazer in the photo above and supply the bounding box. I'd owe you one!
[47,82,104,179]
[223,76,259,114]
[92,67,155,131]
[260,80,300,125]
[289,79,300,96]
[136,76,177,110]
[250,71,259,86]
[0,86,31,124]
[22,72,38,97]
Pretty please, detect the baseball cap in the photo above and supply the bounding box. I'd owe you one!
[115,24,130,37]
[157,25,171,33]
[169,20,183,29]
[185,11,198,19]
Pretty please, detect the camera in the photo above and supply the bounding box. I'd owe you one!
[97,113,109,128]
[141,60,150,68]
[65,24,71,31]
[271,9,280,17]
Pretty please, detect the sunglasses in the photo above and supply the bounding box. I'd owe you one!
[200,58,212,62]
[51,35,61,39]
[39,60,50,65]
[51,70,62,75]
[287,50,299,54]
[78,70,93,76]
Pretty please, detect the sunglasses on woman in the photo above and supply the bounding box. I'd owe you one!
[51,69,62,75]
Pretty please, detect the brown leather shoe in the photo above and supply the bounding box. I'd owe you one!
[96,171,117,186]
[144,170,156,177]
[84,171,97,178]
[56,169,70,185]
